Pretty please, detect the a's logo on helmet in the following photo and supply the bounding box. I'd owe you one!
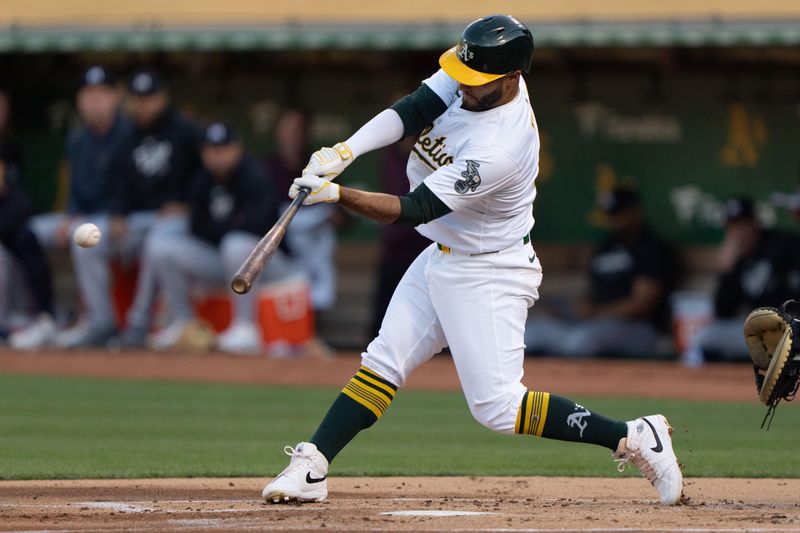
[454,160,481,194]
[457,42,474,63]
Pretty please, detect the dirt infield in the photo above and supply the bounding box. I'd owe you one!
[0,349,791,532]
[2,477,800,532]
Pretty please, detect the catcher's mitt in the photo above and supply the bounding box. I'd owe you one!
[742,301,800,427]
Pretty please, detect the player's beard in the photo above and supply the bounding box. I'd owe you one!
[461,86,504,112]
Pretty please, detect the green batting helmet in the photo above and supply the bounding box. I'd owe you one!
[440,14,534,86]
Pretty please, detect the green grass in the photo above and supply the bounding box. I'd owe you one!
[0,374,798,480]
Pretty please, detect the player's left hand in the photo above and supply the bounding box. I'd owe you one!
[304,142,353,180]
[289,174,341,205]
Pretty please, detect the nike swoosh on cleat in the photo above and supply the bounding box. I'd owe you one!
[306,472,327,484]
[528,255,536,263]
[643,417,664,453]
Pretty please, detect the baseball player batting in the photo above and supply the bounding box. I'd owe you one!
[262,15,683,506]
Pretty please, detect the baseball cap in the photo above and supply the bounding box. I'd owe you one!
[597,187,641,214]
[725,197,755,222]
[80,65,115,88]
[128,69,166,96]
[203,122,239,146]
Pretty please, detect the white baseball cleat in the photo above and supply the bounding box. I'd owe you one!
[147,320,189,350]
[262,442,329,503]
[9,313,56,350]
[217,322,261,355]
[614,414,683,505]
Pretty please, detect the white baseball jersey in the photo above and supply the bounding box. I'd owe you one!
[406,69,540,254]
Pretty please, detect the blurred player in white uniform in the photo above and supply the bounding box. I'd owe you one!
[261,15,683,506]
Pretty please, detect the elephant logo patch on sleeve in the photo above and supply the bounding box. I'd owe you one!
[454,160,481,194]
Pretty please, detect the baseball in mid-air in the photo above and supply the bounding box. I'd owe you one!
[73,223,102,248]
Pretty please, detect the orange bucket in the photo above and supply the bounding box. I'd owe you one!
[193,278,314,344]
[257,278,314,344]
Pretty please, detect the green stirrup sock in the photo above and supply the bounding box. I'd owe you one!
[310,366,397,462]
[515,391,627,451]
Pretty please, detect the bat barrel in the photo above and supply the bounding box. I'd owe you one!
[229,186,310,295]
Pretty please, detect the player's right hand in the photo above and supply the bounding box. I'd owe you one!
[289,174,341,205]
[304,142,353,180]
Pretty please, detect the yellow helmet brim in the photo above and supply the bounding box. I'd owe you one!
[439,46,505,87]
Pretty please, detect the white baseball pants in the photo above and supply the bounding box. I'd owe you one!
[363,241,542,434]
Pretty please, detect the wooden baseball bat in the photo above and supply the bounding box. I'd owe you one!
[230,187,310,295]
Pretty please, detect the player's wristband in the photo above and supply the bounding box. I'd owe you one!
[333,142,353,161]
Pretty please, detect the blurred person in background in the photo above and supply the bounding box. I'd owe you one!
[72,68,201,348]
[0,86,33,339]
[264,107,340,356]
[524,187,676,357]
[0,146,56,348]
[27,66,133,347]
[683,197,800,362]
[148,123,292,353]
[0,86,23,173]
[369,134,430,338]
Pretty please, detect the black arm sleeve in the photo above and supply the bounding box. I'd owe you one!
[395,183,451,226]
[390,84,448,138]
